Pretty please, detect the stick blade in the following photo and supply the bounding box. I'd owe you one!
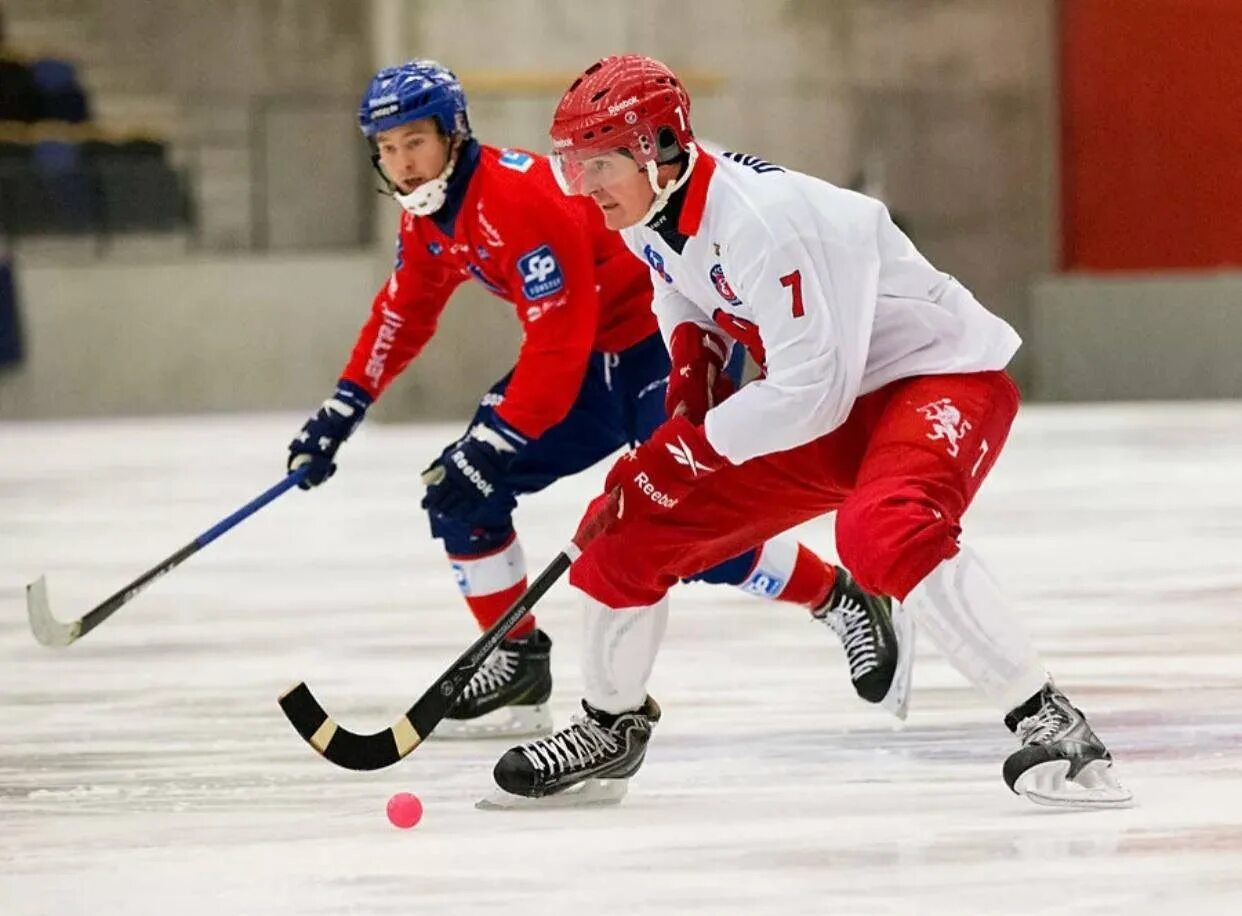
[278,682,423,772]
[26,576,81,647]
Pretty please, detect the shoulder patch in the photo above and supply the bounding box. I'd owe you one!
[498,149,535,173]
[517,244,564,300]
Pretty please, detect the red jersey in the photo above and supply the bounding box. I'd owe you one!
[341,142,656,439]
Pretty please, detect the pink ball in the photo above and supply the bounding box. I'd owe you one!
[386,792,423,829]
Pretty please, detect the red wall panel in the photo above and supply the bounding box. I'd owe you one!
[1060,0,1242,269]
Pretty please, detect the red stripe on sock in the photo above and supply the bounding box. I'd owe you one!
[465,578,534,639]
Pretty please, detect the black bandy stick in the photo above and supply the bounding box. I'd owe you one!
[278,491,620,771]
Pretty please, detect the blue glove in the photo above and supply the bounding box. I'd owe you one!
[421,416,527,521]
[287,380,373,489]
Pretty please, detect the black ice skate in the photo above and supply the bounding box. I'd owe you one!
[812,567,914,719]
[478,696,662,809]
[436,628,553,739]
[1003,682,1132,808]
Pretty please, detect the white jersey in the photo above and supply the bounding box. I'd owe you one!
[621,150,1021,465]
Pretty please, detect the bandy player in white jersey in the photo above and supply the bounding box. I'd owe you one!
[484,54,1131,810]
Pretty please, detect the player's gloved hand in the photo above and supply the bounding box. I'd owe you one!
[287,380,373,489]
[665,323,735,424]
[603,414,725,524]
[421,416,527,521]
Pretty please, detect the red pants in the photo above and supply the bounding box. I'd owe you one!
[570,371,1020,607]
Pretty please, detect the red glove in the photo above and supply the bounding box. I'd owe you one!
[604,414,725,523]
[665,323,735,424]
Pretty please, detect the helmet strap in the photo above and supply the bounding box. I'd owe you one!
[639,142,699,226]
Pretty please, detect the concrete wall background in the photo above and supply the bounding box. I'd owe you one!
[1030,273,1242,401]
[23,0,1217,423]
[0,254,520,422]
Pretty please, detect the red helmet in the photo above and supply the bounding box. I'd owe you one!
[549,54,694,196]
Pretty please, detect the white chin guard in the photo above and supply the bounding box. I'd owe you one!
[391,142,460,216]
[394,177,449,216]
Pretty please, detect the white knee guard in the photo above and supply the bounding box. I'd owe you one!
[903,544,1049,713]
[580,595,669,715]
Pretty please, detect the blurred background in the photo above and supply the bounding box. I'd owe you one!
[0,0,1239,423]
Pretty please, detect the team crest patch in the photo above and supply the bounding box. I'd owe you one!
[517,245,564,300]
[710,263,741,306]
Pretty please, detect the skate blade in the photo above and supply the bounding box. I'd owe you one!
[1014,759,1135,809]
[432,704,553,740]
[475,778,628,811]
[880,600,915,722]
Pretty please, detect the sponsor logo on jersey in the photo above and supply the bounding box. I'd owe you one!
[525,295,567,323]
[722,150,785,174]
[476,203,505,247]
[427,241,443,256]
[476,245,490,260]
[917,398,973,457]
[607,95,639,116]
[394,237,405,272]
[365,304,406,386]
[517,245,564,300]
[643,244,674,284]
[498,149,535,173]
[709,263,741,306]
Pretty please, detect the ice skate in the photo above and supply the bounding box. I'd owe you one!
[436,629,553,739]
[478,696,661,809]
[1003,682,1133,808]
[813,567,914,719]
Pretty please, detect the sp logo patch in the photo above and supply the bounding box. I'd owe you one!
[518,245,564,300]
[709,263,741,306]
[498,149,535,173]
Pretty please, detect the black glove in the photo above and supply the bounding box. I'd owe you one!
[421,416,527,521]
[287,380,372,489]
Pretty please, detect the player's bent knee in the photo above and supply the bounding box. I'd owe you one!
[569,533,673,609]
[836,480,962,600]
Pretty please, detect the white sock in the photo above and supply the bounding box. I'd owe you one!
[579,595,669,715]
[449,536,526,596]
[903,544,1048,713]
[735,537,798,599]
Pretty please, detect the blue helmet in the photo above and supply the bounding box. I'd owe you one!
[358,59,470,140]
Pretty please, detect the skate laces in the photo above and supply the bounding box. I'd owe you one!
[519,712,619,777]
[461,645,520,701]
[817,596,879,680]
[1015,697,1073,745]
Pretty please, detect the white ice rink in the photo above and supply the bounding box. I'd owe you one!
[3,403,1242,915]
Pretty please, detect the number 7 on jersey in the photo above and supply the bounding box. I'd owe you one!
[780,270,805,318]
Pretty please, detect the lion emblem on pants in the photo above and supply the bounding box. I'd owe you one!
[918,398,971,457]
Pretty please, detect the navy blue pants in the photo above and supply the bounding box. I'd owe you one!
[430,332,758,585]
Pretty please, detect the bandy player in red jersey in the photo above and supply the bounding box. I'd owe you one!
[487,54,1131,810]
[286,60,908,739]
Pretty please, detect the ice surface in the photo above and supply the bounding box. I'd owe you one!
[3,404,1242,915]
